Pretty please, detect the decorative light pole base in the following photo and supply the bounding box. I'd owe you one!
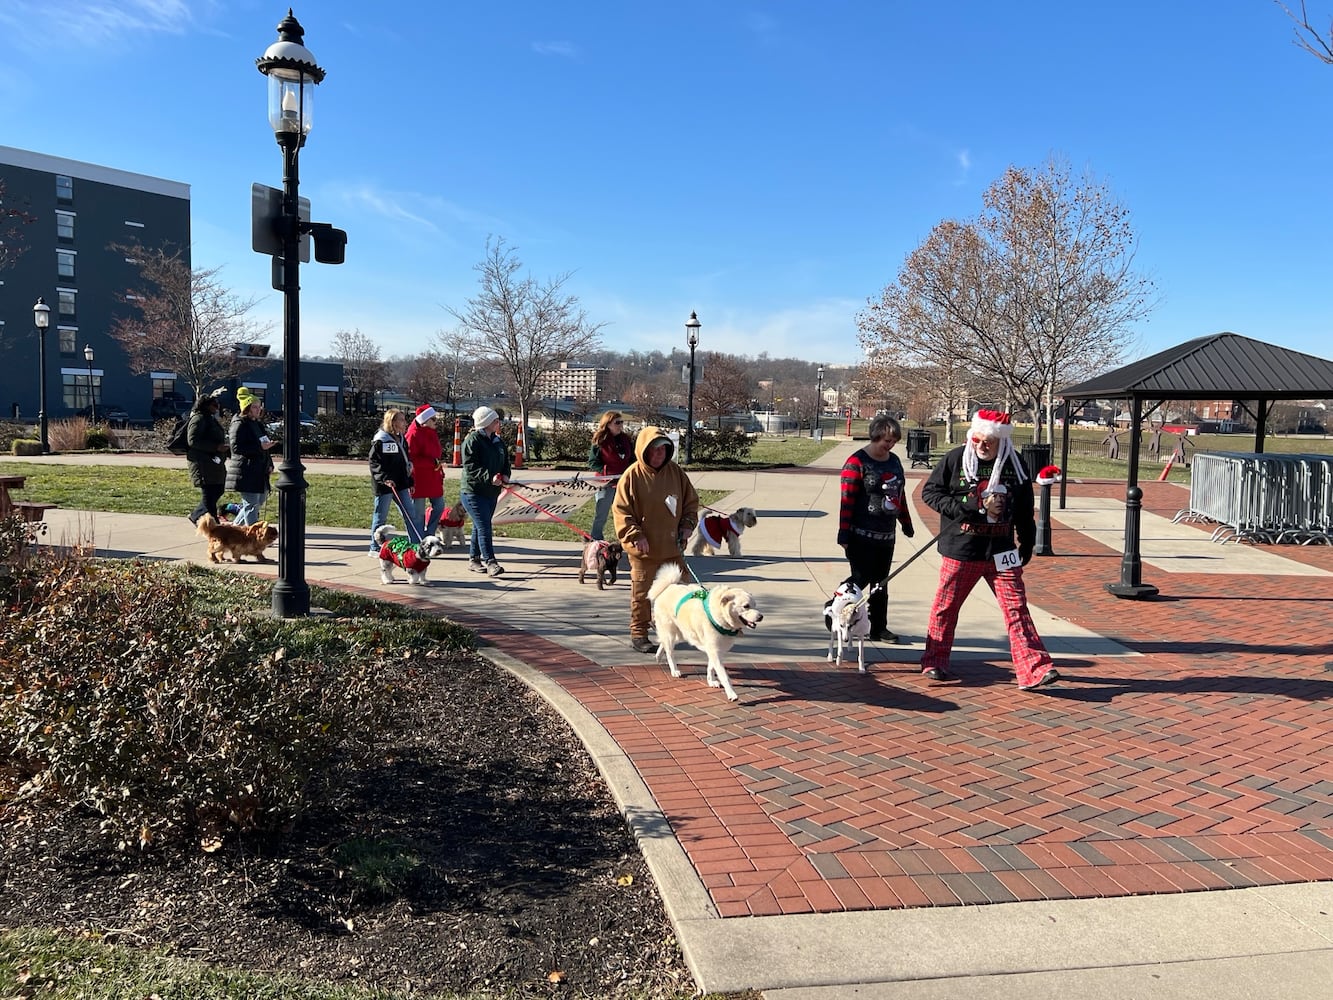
[1105,581,1160,600]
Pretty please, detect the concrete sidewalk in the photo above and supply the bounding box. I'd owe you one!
[28,442,1333,998]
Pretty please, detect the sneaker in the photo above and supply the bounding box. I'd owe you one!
[486,561,505,577]
[468,559,486,574]
[922,666,952,682]
[630,636,657,654]
[868,629,898,643]
[1019,667,1060,691]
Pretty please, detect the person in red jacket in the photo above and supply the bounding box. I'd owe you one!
[406,404,446,539]
[587,410,635,541]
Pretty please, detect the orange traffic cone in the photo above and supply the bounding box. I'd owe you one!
[514,423,525,469]
[451,419,463,468]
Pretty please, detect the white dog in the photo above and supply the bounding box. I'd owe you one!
[824,581,871,673]
[648,563,763,701]
[688,507,759,557]
[373,525,448,585]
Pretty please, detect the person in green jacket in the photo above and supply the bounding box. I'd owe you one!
[459,406,512,576]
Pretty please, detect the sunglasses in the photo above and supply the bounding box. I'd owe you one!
[611,419,623,425]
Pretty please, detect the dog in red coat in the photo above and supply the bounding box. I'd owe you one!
[374,525,448,585]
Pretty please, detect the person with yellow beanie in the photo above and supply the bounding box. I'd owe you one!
[225,387,276,525]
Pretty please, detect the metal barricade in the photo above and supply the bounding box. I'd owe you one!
[1178,452,1333,545]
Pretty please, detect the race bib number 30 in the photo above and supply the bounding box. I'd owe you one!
[993,549,1022,572]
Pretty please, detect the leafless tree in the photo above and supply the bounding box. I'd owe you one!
[332,328,389,403]
[440,237,605,438]
[401,349,453,407]
[859,156,1153,445]
[0,180,36,273]
[108,244,270,399]
[692,352,752,427]
[1277,1,1333,62]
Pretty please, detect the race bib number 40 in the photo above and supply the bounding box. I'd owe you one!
[993,549,1022,572]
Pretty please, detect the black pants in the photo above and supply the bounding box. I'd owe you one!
[844,537,896,634]
[189,482,225,524]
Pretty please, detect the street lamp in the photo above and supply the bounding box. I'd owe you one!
[258,9,325,619]
[684,310,700,464]
[83,344,95,423]
[32,298,50,453]
[812,364,824,437]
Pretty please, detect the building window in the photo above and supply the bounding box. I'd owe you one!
[63,371,99,410]
[57,250,76,280]
[56,212,76,241]
[58,328,76,354]
[316,389,339,414]
[58,289,76,320]
[56,175,73,203]
[152,377,177,399]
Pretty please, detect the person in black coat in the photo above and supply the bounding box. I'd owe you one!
[186,392,228,525]
[367,408,414,555]
[225,387,277,525]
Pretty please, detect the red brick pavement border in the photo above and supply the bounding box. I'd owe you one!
[358,477,1333,918]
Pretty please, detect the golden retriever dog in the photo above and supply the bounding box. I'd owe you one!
[648,563,763,702]
[688,507,758,557]
[196,514,278,564]
[434,504,469,548]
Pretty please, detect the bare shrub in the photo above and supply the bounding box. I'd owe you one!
[47,417,88,452]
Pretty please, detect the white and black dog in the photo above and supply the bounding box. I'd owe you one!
[824,581,871,673]
[688,507,759,557]
[373,524,448,585]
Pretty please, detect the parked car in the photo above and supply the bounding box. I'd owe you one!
[76,403,130,427]
[266,411,318,435]
[151,394,194,421]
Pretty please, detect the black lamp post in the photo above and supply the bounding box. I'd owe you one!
[258,9,325,619]
[684,310,700,464]
[32,298,50,453]
[812,364,824,437]
[83,344,95,422]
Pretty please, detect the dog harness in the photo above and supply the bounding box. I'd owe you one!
[697,514,740,550]
[378,535,431,572]
[675,588,741,637]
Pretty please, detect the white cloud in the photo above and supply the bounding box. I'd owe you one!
[532,41,579,58]
[0,0,210,47]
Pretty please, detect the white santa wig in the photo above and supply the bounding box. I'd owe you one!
[962,409,1029,483]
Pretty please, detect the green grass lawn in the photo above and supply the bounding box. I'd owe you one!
[0,460,730,543]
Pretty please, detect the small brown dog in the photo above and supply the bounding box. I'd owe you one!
[435,504,469,548]
[578,539,624,589]
[196,513,278,563]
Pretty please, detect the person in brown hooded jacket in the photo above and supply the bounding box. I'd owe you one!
[612,426,699,654]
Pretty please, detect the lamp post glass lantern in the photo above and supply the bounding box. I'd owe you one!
[257,9,325,619]
[32,298,50,453]
[83,344,95,422]
[684,311,701,464]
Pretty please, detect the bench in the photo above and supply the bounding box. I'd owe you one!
[11,501,57,523]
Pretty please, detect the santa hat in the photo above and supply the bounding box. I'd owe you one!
[414,404,437,424]
[969,409,1013,440]
[1035,464,1062,486]
[962,409,1028,484]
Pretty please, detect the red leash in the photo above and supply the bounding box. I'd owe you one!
[499,484,594,542]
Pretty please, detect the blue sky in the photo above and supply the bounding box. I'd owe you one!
[2,1,1330,367]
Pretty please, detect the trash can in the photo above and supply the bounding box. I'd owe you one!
[1021,443,1053,481]
[813,428,823,441]
[906,429,933,469]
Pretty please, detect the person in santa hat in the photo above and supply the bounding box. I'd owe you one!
[917,409,1059,691]
[406,404,446,538]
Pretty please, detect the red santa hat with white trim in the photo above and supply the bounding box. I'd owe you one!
[414,404,438,425]
[963,409,1028,483]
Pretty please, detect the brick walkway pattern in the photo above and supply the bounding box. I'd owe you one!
[455,479,1333,917]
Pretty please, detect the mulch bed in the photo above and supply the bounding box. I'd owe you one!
[0,653,743,999]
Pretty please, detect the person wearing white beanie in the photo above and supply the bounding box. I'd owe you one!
[459,405,511,576]
[917,409,1059,691]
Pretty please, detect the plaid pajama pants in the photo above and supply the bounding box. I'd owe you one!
[920,555,1053,685]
